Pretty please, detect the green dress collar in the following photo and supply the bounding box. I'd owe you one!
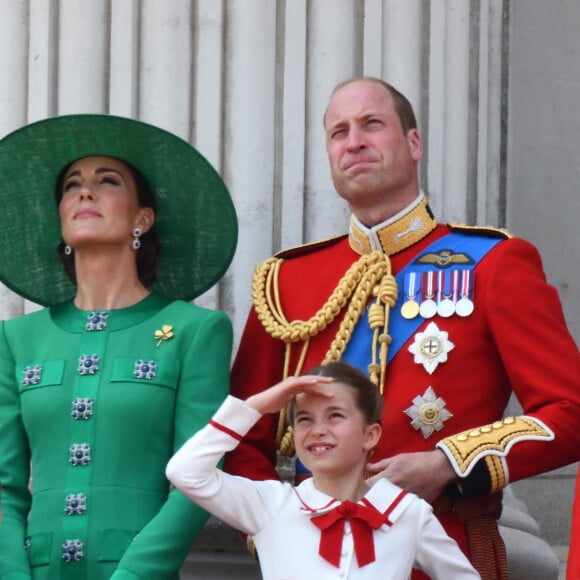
[50,293,174,333]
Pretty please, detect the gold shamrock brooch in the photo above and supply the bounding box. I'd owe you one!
[154,324,174,347]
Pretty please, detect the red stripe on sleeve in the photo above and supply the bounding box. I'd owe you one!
[210,419,243,441]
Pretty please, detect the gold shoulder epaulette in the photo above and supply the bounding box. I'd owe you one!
[436,416,554,492]
[275,234,347,260]
[448,222,513,239]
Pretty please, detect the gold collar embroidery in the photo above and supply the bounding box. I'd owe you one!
[348,193,437,256]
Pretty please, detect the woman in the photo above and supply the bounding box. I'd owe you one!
[0,115,237,579]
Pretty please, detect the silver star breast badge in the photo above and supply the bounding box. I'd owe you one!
[404,386,453,439]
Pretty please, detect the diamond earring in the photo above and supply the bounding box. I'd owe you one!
[132,228,142,250]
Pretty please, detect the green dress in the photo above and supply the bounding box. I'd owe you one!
[0,293,233,579]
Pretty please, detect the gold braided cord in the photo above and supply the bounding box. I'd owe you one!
[367,303,385,388]
[280,424,295,457]
[253,252,388,344]
[322,259,397,395]
[376,274,398,393]
[252,251,397,456]
[276,338,310,452]
[266,257,288,325]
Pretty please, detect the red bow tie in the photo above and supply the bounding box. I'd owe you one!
[311,499,392,568]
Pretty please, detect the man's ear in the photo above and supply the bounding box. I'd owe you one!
[407,128,423,162]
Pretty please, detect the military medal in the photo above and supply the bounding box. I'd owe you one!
[455,269,474,317]
[408,321,455,374]
[401,271,420,319]
[419,271,437,319]
[436,270,455,318]
[404,386,453,439]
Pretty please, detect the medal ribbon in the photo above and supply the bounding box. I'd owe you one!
[438,270,449,301]
[460,269,471,298]
[421,271,435,302]
[311,498,393,568]
[404,271,418,301]
[451,269,460,302]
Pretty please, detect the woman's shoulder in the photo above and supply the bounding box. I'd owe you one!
[3,306,51,332]
[160,297,231,323]
[156,298,233,340]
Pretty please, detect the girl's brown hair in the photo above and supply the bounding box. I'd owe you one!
[287,361,383,426]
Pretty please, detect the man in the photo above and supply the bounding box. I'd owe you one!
[224,77,580,579]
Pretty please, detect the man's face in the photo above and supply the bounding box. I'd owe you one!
[324,80,422,217]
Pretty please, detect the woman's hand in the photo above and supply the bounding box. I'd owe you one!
[245,375,333,415]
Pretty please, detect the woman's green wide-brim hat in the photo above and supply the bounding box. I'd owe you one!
[0,114,238,306]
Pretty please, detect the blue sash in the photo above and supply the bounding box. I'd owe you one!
[341,232,503,371]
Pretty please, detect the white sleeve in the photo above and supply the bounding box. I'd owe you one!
[166,395,289,535]
[414,502,481,579]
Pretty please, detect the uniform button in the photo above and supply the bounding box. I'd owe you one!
[65,493,87,515]
[62,539,84,562]
[77,354,100,375]
[21,365,42,386]
[85,311,109,331]
[69,443,91,466]
[133,359,158,380]
[71,398,94,420]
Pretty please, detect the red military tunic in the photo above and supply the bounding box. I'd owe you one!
[225,194,580,578]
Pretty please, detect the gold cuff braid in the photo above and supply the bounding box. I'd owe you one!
[436,416,554,491]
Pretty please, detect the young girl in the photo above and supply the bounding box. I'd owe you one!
[166,362,479,579]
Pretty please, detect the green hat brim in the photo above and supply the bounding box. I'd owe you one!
[0,114,238,306]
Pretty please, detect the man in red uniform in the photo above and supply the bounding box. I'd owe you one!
[224,77,580,579]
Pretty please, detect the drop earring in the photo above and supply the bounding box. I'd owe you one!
[132,227,142,250]
[64,244,72,256]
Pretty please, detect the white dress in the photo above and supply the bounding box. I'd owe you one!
[166,396,480,580]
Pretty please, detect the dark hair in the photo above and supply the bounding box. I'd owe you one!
[287,361,383,426]
[324,76,418,134]
[55,158,162,287]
